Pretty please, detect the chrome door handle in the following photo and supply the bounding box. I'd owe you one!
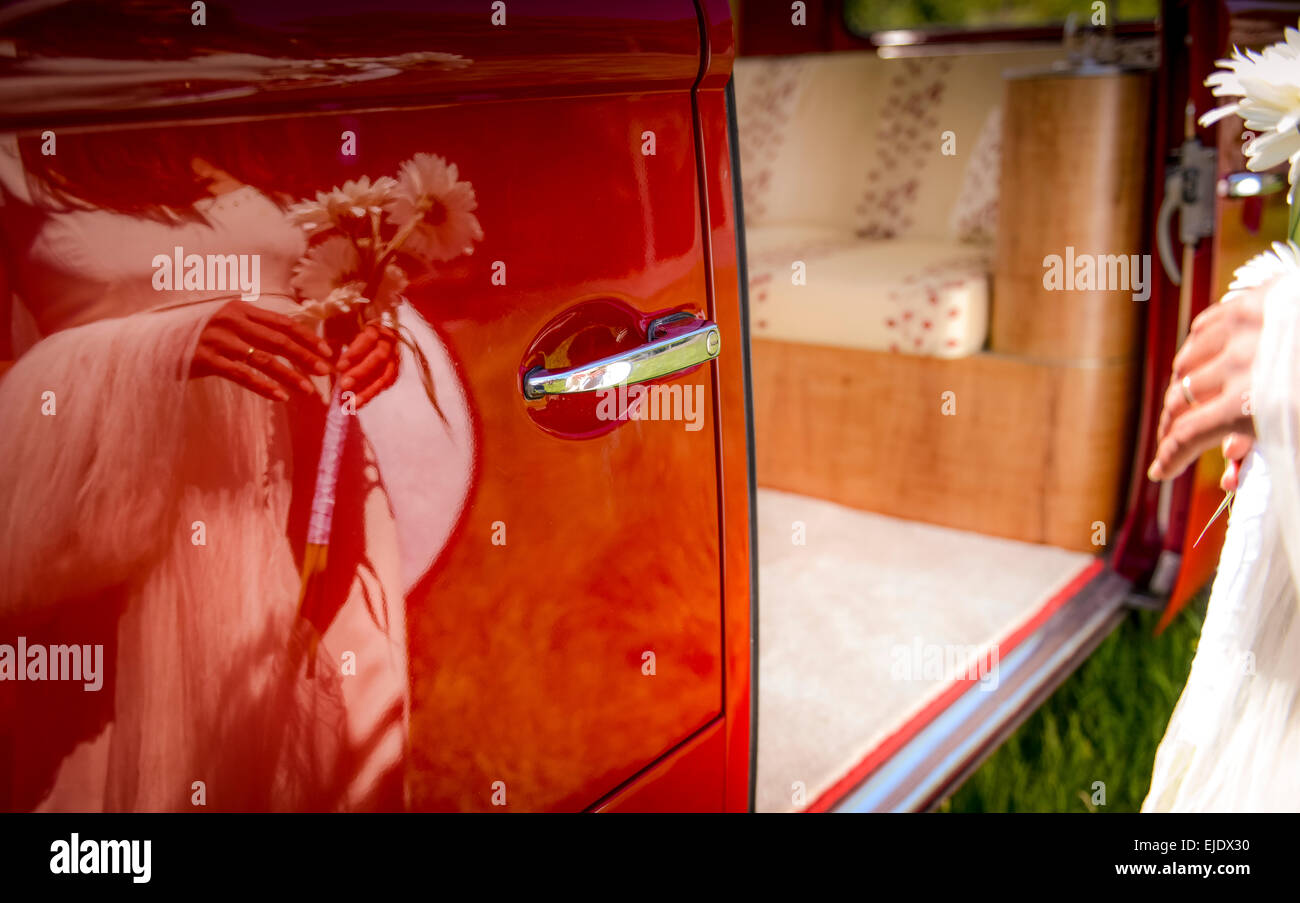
[522,313,720,400]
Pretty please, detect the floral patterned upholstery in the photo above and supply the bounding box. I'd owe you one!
[733,48,1063,357]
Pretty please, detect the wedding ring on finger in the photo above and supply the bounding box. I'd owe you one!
[245,345,256,363]
[1180,374,1198,406]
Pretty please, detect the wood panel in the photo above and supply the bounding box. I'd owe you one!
[992,71,1151,361]
[751,339,1137,551]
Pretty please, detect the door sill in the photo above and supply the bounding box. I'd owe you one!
[822,565,1131,812]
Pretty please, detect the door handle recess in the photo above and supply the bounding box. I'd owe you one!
[522,314,720,400]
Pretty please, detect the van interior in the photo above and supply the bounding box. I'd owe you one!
[734,2,1163,811]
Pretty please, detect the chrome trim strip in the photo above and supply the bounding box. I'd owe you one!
[831,568,1131,812]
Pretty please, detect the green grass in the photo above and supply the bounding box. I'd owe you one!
[940,595,1206,813]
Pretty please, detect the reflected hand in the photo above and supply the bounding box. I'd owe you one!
[190,300,334,402]
[335,322,400,410]
[1148,289,1264,483]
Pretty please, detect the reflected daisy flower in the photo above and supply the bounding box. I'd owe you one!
[290,235,407,319]
[384,153,484,261]
[288,175,399,235]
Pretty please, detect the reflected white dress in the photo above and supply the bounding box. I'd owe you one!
[1144,269,1300,811]
[0,137,473,811]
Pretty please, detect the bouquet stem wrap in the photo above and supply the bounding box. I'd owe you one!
[295,380,350,675]
[308,381,349,548]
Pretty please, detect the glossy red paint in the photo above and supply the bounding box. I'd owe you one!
[0,1,705,130]
[568,0,752,814]
[593,717,726,812]
[404,88,722,812]
[0,0,753,811]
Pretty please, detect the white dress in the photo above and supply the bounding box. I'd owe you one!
[1144,269,1300,811]
[0,136,473,811]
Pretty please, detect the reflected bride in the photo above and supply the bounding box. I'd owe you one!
[0,121,477,812]
[150,247,262,301]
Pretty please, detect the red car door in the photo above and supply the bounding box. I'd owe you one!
[0,0,752,812]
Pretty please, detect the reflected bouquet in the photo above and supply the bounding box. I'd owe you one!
[286,154,482,654]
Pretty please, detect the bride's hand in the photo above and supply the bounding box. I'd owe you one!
[335,322,400,410]
[189,300,334,402]
[1220,433,1254,492]
[1148,290,1264,482]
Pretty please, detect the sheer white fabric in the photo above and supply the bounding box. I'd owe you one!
[0,136,472,811]
[1144,269,1300,811]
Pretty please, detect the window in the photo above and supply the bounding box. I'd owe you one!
[844,0,1159,36]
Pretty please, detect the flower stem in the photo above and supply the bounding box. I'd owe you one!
[362,203,426,299]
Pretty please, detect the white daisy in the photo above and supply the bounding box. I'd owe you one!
[385,153,484,262]
[291,235,407,319]
[288,175,398,235]
[1225,240,1300,297]
[1201,24,1300,203]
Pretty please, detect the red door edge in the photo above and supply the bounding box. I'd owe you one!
[1113,0,1225,601]
[692,0,758,813]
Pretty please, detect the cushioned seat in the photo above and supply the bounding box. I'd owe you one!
[746,226,990,358]
[733,49,1065,360]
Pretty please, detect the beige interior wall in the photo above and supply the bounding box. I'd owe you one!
[734,48,1066,241]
